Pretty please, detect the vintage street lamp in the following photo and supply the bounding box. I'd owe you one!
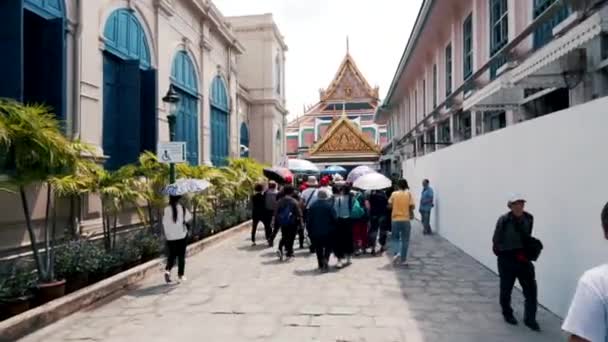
[162,84,180,184]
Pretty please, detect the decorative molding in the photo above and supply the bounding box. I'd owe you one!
[156,0,175,17]
[201,36,213,51]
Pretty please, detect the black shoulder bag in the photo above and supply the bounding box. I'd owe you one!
[513,220,543,261]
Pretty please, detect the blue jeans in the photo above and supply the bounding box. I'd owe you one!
[390,220,411,262]
[420,210,432,234]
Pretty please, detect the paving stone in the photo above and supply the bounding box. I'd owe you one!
[17,223,563,342]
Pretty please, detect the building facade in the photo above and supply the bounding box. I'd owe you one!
[286,52,388,170]
[376,0,608,175]
[227,14,288,166]
[0,0,286,254]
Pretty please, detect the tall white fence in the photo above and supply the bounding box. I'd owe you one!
[403,97,608,317]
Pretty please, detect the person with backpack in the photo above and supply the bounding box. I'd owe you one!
[333,184,355,268]
[365,189,389,255]
[263,181,279,247]
[351,190,368,255]
[301,176,320,252]
[306,189,336,272]
[162,195,192,284]
[492,194,540,331]
[273,185,303,261]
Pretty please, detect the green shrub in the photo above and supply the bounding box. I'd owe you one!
[133,232,162,260]
[55,240,102,280]
[0,267,36,300]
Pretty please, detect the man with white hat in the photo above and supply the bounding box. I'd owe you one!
[492,193,540,331]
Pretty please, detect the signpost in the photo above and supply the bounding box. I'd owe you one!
[157,142,186,164]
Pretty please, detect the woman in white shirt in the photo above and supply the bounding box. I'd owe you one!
[162,195,192,283]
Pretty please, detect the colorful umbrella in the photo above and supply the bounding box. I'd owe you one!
[287,159,319,173]
[320,165,347,175]
[346,165,376,183]
[353,172,391,191]
[162,178,211,196]
[263,167,294,184]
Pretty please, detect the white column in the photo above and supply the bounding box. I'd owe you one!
[471,111,478,137]
[200,27,212,166]
[449,114,456,143]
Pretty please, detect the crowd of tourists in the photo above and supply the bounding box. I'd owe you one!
[249,174,431,272]
[158,172,608,341]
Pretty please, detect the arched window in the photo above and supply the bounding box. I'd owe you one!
[240,122,249,157]
[102,8,155,169]
[210,76,229,166]
[171,50,199,165]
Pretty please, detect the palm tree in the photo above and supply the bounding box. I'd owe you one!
[0,100,94,283]
[134,152,169,232]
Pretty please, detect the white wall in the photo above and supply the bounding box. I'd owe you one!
[403,97,608,318]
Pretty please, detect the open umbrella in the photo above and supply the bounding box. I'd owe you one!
[346,165,375,183]
[162,178,211,196]
[320,165,347,176]
[288,159,319,173]
[353,172,392,191]
[263,167,294,184]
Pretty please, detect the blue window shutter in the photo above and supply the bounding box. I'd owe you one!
[210,76,229,166]
[171,51,199,165]
[23,17,66,122]
[0,0,24,101]
[140,69,157,153]
[118,60,141,168]
[103,56,141,169]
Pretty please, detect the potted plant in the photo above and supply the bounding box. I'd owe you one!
[0,100,95,304]
[0,267,36,320]
[54,240,102,293]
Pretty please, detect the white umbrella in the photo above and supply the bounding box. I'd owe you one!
[162,178,211,196]
[287,159,319,172]
[353,172,392,191]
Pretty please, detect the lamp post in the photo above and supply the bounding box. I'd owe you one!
[162,85,180,184]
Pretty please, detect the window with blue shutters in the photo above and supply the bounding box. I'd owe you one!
[210,76,230,166]
[533,0,571,49]
[102,8,155,170]
[463,14,473,80]
[171,51,199,165]
[490,0,508,79]
[445,43,453,96]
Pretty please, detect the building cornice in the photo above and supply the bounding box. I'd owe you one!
[250,98,288,115]
[231,22,288,51]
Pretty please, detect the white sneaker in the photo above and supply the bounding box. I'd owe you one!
[178,276,187,283]
[336,260,344,268]
[392,254,401,265]
[345,255,352,265]
[164,271,172,284]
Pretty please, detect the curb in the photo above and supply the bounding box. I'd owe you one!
[0,220,251,342]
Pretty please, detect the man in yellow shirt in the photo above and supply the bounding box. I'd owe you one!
[388,179,415,265]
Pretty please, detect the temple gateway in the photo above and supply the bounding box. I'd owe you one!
[286,51,387,172]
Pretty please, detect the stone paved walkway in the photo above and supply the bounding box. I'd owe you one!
[19,221,564,342]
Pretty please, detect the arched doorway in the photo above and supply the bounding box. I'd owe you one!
[171,51,198,165]
[240,122,249,158]
[102,9,156,169]
[210,76,229,166]
[0,0,66,121]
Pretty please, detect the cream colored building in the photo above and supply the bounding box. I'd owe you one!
[0,0,286,255]
[227,14,288,165]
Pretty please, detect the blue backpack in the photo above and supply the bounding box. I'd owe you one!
[277,201,296,226]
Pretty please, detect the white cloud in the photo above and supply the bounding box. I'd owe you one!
[214,0,423,120]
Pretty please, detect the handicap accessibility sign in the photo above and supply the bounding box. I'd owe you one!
[157,142,186,163]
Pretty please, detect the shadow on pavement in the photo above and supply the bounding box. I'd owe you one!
[128,283,177,298]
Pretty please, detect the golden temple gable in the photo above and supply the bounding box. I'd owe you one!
[309,116,380,156]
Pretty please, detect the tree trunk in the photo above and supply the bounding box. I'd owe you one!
[20,186,44,279]
[147,202,154,231]
[192,206,198,236]
[43,184,52,281]
[49,194,58,281]
[112,214,118,250]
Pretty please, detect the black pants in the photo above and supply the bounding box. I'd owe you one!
[297,226,305,248]
[263,210,275,244]
[497,256,537,321]
[278,224,297,257]
[311,236,331,268]
[334,218,353,259]
[251,216,264,243]
[166,238,187,277]
[368,216,382,249]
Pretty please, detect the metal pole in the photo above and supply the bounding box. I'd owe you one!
[168,113,177,184]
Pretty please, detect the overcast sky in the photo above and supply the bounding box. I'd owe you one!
[214,0,423,120]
